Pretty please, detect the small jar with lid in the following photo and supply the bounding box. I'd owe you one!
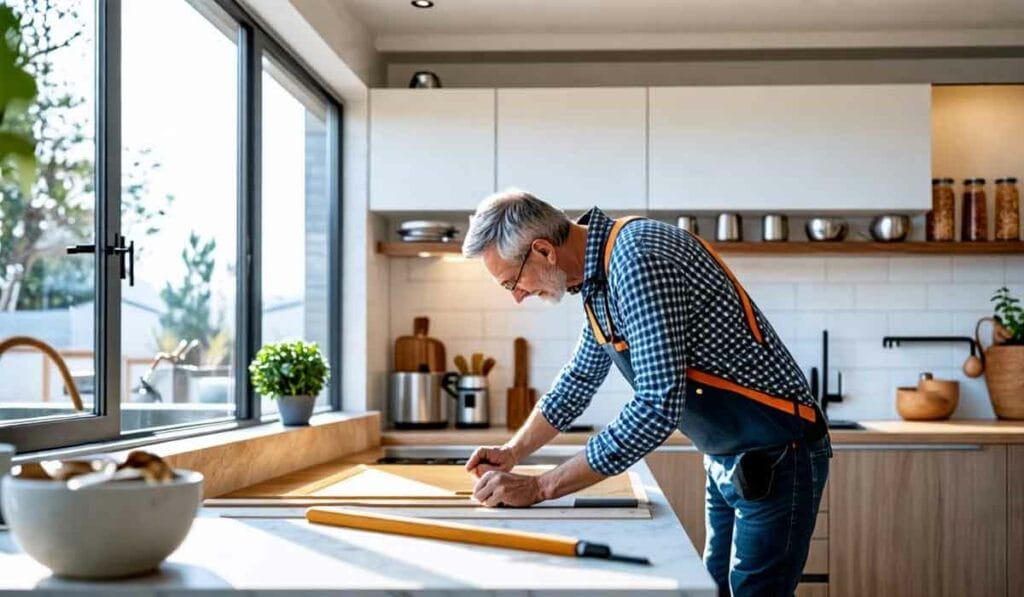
[961,178,988,242]
[994,177,1020,241]
[929,177,956,241]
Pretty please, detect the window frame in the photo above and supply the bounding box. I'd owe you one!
[0,0,344,453]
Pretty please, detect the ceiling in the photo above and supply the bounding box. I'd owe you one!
[339,0,1024,52]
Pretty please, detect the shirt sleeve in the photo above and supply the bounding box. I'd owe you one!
[537,320,612,431]
[585,251,687,476]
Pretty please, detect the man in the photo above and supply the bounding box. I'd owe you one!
[461,189,831,596]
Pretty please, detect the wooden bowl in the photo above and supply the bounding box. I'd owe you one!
[896,386,957,421]
[917,377,960,407]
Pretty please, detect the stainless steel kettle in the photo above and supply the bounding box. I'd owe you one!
[450,374,490,429]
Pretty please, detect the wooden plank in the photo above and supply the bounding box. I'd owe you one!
[377,240,1024,258]
[223,462,644,505]
[208,504,652,520]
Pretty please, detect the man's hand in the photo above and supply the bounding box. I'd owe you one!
[472,470,545,508]
[465,445,518,478]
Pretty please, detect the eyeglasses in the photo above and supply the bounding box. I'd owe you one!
[501,250,531,292]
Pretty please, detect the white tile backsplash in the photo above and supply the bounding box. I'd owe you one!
[854,284,928,311]
[389,254,1021,425]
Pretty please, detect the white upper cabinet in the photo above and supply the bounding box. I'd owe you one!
[370,89,495,211]
[497,88,647,211]
[648,85,932,212]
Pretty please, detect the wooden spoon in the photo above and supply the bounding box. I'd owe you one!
[454,355,469,375]
[481,357,496,376]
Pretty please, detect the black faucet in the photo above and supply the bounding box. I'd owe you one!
[809,330,843,415]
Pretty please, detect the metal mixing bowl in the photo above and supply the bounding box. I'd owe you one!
[805,217,849,242]
[869,214,911,242]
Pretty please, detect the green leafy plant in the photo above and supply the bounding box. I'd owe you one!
[0,4,38,195]
[991,286,1024,345]
[248,340,330,399]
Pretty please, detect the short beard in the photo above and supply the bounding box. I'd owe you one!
[537,265,568,304]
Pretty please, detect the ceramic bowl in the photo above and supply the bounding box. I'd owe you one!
[1,469,202,578]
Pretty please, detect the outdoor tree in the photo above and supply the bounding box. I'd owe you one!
[158,231,230,366]
[0,0,170,311]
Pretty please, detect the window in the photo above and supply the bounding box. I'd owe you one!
[260,55,331,413]
[0,0,97,426]
[120,0,238,431]
[0,0,342,452]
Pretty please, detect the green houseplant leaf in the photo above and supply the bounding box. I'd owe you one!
[0,4,38,195]
[248,340,330,399]
[991,286,1024,344]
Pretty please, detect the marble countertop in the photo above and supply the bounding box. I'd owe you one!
[0,461,716,596]
[384,419,1024,446]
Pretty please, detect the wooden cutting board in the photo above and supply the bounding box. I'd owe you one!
[394,317,446,372]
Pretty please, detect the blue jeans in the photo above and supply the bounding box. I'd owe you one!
[702,435,831,596]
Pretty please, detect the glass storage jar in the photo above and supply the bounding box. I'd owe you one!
[961,178,988,242]
[994,177,1020,241]
[929,177,955,241]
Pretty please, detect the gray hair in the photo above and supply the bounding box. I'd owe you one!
[462,188,571,261]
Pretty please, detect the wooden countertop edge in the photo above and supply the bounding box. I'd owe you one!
[383,420,1024,446]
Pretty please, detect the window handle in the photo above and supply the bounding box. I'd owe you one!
[65,234,135,286]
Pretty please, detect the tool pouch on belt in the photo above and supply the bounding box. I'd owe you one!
[733,443,790,502]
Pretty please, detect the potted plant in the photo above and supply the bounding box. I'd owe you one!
[978,287,1024,419]
[248,340,330,426]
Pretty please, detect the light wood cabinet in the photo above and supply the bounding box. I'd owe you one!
[644,449,707,552]
[1010,446,1024,597]
[829,446,1007,597]
[496,88,647,210]
[647,84,932,212]
[369,89,495,211]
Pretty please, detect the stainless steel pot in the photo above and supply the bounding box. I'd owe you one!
[715,213,742,242]
[388,371,459,429]
[453,374,489,429]
[409,71,442,88]
[869,214,911,242]
[676,215,700,236]
[761,214,789,242]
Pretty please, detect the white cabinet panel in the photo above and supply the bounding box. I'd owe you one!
[370,89,495,211]
[648,85,932,212]
[497,88,647,211]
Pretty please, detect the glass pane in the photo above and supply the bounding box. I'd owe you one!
[119,0,238,431]
[260,56,331,412]
[0,0,98,424]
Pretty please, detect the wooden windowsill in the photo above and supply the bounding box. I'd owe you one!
[16,412,382,498]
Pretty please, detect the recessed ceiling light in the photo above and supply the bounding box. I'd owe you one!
[411,0,434,8]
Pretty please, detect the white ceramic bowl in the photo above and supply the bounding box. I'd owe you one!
[1,469,202,578]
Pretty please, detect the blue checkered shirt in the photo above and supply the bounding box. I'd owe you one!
[537,208,817,476]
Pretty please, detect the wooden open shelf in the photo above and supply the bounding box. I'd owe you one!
[378,240,1024,257]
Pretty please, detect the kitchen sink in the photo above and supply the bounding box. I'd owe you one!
[827,419,863,430]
